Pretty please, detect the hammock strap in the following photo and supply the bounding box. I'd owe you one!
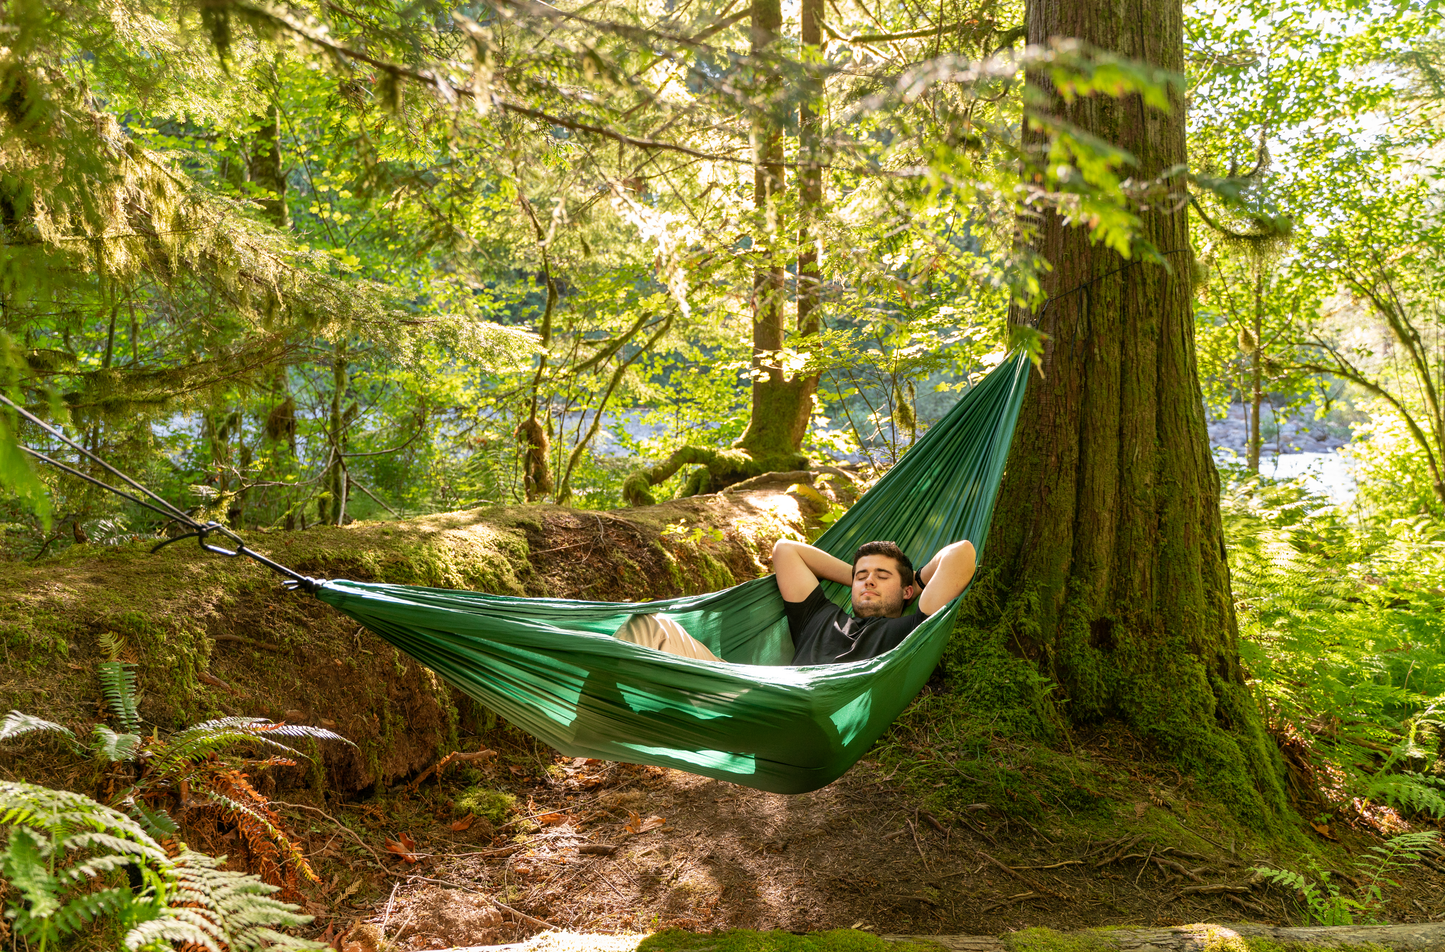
[0,393,322,592]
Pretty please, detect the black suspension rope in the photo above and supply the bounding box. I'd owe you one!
[0,393,321,593]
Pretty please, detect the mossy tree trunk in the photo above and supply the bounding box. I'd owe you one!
[968,0,1288,824]
[251,92,299,527]
[734,0,814,474]
[1246,270,1263,472]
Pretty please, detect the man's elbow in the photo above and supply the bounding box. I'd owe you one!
[772,538,801,560]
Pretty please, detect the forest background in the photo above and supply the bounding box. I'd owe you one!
[7,0,1445,944]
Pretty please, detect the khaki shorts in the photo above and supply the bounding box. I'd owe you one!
[614,614,720,662]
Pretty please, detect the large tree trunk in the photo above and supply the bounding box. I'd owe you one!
[734,0,813,471]
[249,103,290,229]
[250,93,299,527]
[1247,270,1263,472]
[965,0,1288,824]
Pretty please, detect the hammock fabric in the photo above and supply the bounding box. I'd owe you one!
[314,352,1030,794]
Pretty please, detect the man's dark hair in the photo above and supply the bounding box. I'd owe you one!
[852,541,915,588]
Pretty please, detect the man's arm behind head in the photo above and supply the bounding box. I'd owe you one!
[917,540,976,616]
[772,538,853,602]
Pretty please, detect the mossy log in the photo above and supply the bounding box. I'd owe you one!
[0,492,807,795]
[438,923,1445,952]
[887,923,1445,952]
[622,445,809,507]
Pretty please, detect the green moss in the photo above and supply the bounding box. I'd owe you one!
[1238,941,1388,952]
[695,550,736,590]
[1005,928,1113,952]
[454,785,517,824]
[636,929,946,952]
[943,568,1289,833]
[652,542,685,591]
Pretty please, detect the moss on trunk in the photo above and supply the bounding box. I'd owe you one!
[958,0,1289,827]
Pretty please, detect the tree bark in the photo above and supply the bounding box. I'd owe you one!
[965,0,1288,824]
[734,0,813,470]
[250,93,298,527]
[1247,270,1263,472]
[249,103,289,229]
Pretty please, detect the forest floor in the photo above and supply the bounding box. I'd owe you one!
[301,720,1445,951]
[4,484,1443,951]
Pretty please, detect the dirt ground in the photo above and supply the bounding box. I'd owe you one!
[5,489,1444,950]
[295,733,1445,952]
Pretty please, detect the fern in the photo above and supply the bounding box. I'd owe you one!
[153,717,350,775]
[97,660,142,734]
[0,780,322,951]
[1254,831,1441,926]
[97,630,129,662]
[1364,771,1445,818]
[93,724,144,763]
[1358,830,1440,893]
[1252,862,1361,925]
[1224,474,1445,823]
[5,664,351,891]
[1,710,80,748]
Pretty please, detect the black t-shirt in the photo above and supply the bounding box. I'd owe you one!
[784,584,927,665]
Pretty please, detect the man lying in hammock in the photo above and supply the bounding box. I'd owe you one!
[772,538,977,664]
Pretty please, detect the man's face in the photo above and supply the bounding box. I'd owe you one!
[851,554,915,619]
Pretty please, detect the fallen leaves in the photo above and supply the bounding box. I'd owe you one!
[384,831,419,864]
[622,811,667,836]
[560,756,614,790]
[451,815,475,832]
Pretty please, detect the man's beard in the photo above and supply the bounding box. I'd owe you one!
[853,590,903,618]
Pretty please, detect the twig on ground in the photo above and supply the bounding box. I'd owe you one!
[380,881,400,940]
[406,748,499,792]
[1180,883,1251,895]
[1154,856,1207,883]
[446,845,524,859]
[404,874,560,932]
[1095,833,1145,868]
[272,799,387,870]
[981,890,1038,912]
[592,868,626,899]
[907,817,930,872]
[1136,845,1156,887]
[977,850,1069,900]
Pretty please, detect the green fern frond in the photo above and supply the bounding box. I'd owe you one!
[1364,772,1445,819]
[0,781,322,952]
[97,630,129,662]
[97,661,142,734]
[0,711,80,749]
[51,886,139,933]
[150,717,351,777]
[164,848,324,951]
[125,796,180,840]
[1359,829,1441,886]
[92,725,143,763]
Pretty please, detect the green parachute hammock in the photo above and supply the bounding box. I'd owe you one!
[310,351,1030,794]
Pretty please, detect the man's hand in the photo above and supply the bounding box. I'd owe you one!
[917,540,976,616]
[772,539,852,602]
